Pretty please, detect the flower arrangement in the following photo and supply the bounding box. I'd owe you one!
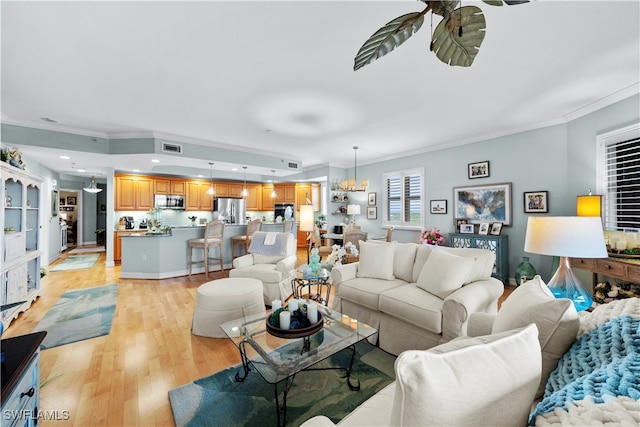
[420,227,445,245]
[327,242,359,266]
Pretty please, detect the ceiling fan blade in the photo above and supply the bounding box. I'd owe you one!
[432,6,486,67]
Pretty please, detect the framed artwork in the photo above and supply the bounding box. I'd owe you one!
[490,222,503,235]
[51,190,58,217]
[524,190,548,213]
[368,192,377,206]
[60,198,65,205]
[455,219,468,233]
[62,206,74,212]
[367,206,377,220]
[460,224,474,234]
[468,161,490,179]
[67,196,77,205]
[430,199,447,214]
[453,182,512,225]
[478,222,490,235]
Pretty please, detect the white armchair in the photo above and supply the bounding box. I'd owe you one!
[229,231,297,305]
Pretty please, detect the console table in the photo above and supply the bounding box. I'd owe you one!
[570,256,640,286]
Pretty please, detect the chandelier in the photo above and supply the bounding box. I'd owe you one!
[339,146,368,192]
[354,0,529,70]
[83,176,102,193]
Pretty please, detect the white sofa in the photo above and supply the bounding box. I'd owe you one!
[303,279,640,426]
[330,241,504,355]
[229,231,296,305]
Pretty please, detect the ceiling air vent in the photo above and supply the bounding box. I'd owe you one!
[162,142,182,154]
[286,160,300,170]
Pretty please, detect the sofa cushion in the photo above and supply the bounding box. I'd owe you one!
[492,275,579,398]
[356,241,395,280]
[440,246,495,283]
[392,243,417,283]
[379,284,444,334]
[229,264,281,283]
[338,278,407,311]
[415,249,474,299]
[390,324,541,427]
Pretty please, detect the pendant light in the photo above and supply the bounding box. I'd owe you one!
[206,162,216,196]
[270,169,277,198]
[83,176,102,193]
[241,166,248,197]
[341,146,369,191]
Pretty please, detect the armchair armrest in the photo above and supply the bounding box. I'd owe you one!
[276,255,297,275]
[467,312,497,337]
[232,254,255,269]
[441,278,503,342]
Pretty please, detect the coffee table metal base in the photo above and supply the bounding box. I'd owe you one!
[234,340,360,427]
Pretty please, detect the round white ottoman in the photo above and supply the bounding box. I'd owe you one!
[192,277,265,338]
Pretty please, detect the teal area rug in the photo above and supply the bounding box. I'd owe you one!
[168,341,396,427]
[50,253,100,271]
[32,284,118,349]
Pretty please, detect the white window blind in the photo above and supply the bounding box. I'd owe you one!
[383,169,423,227]
[599,128,640,231]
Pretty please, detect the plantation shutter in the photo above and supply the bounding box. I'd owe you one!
[386,176,402,222]
[384,169,423,226]
[604,137,640,230]
[404,174,421,223]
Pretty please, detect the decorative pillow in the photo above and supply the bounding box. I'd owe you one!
[492,275,579,398]
[356,241,395,280]
[412,244,433,282]
[390,324,541,426]
[393,243,417,283]
[441,246,495,283]
[415,249,474,299]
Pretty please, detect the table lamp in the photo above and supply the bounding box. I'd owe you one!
[524,216,607,311]
[347,204,360,226]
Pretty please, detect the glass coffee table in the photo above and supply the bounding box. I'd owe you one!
[290,268,332,306]
[220,306,376,427]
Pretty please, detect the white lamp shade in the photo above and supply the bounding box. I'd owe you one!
[347,204,361,215]
[299,204,314,232]
[524,216,607,258]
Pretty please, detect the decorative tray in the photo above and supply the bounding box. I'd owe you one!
[608,250,640,259]
[266,312,323,339]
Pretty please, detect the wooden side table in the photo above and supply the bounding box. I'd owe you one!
[570,256,640,286]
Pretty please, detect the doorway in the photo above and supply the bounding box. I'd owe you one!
[59,189,81,249]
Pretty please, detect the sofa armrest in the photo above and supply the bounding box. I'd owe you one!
[331,262,359,287]
[441,278,503,342]
[232,254,255,269]
[299,416,337,427]
[276,255,298,275]
[467,312,497,337]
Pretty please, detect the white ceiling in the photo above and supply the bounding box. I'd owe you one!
[1,1,639,180]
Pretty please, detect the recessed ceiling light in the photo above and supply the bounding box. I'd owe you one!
[59,155,71,160]
[231,167,238,171]
[132,169,140,172]
[197,174,204,178]
[40,117,58,123]
[77,168,86,173]
[151,159,160,163]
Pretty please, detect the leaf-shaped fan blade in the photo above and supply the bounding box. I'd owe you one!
[482,0,529,5]
[354,12,424,71]
[432,6,486,67]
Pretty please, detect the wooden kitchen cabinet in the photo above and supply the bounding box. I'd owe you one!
[185,181,214,211]
[114,231,139,262]
[261,184,276,211]
[275,184,296,204]
[154,178,185,195]
[115,175,154,211]
[245,184,262,211]
[295,183,321,211]
[214,182,229,197]
[228,183,244,198]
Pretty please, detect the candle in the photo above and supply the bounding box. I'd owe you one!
[350,318,358,330]
[288,300,299,312]
[342,314,349,325]
[279,311,291,330]
[272,300,282,311]
[307,303,318,323]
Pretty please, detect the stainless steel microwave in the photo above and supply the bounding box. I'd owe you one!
[154,194,185,210]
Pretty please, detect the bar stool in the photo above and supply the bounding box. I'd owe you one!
[231,219,262,259]
[188,220,224,280]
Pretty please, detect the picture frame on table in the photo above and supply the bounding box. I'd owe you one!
[490,222,503,236]
[460,224,474,234]
[468,161,490,179]
[430,199,447,214]
[453,182,512,225]
[368,192,377,206]
[366,206,377,220]
[478,222,490,235]
[455,219,468,233]
[524,190,548,213]
[67,196,77,205]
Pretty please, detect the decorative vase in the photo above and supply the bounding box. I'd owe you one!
[515,256,537,286]
[309,248,321,273]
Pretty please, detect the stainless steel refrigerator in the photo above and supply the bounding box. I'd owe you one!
[214,198,246,224]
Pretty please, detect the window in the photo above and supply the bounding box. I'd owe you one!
[383,168,423,227]
[597,124,640,231]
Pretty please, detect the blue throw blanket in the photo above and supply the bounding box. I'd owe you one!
[528,313,640,425]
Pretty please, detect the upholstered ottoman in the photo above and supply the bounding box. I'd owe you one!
[192,277,265,338]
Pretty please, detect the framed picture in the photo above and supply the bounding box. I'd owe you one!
[67,196,77,205]
[455,219,468,233]
[366,206,377,220]
[62,206,74,212]
[460,224,474,234]
[59,198,65,205]
[453,182,512,225]
[430,199,447,214]
[490,222,503,235]
[368,192,377,206]
[468,161,490,179]
[524,191,548,213]
[51,190,58,217]
[478,222,490,235]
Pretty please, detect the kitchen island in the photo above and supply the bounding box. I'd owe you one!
[120,222,295,279]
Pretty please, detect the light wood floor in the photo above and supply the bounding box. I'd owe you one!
[3,247,512,426]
